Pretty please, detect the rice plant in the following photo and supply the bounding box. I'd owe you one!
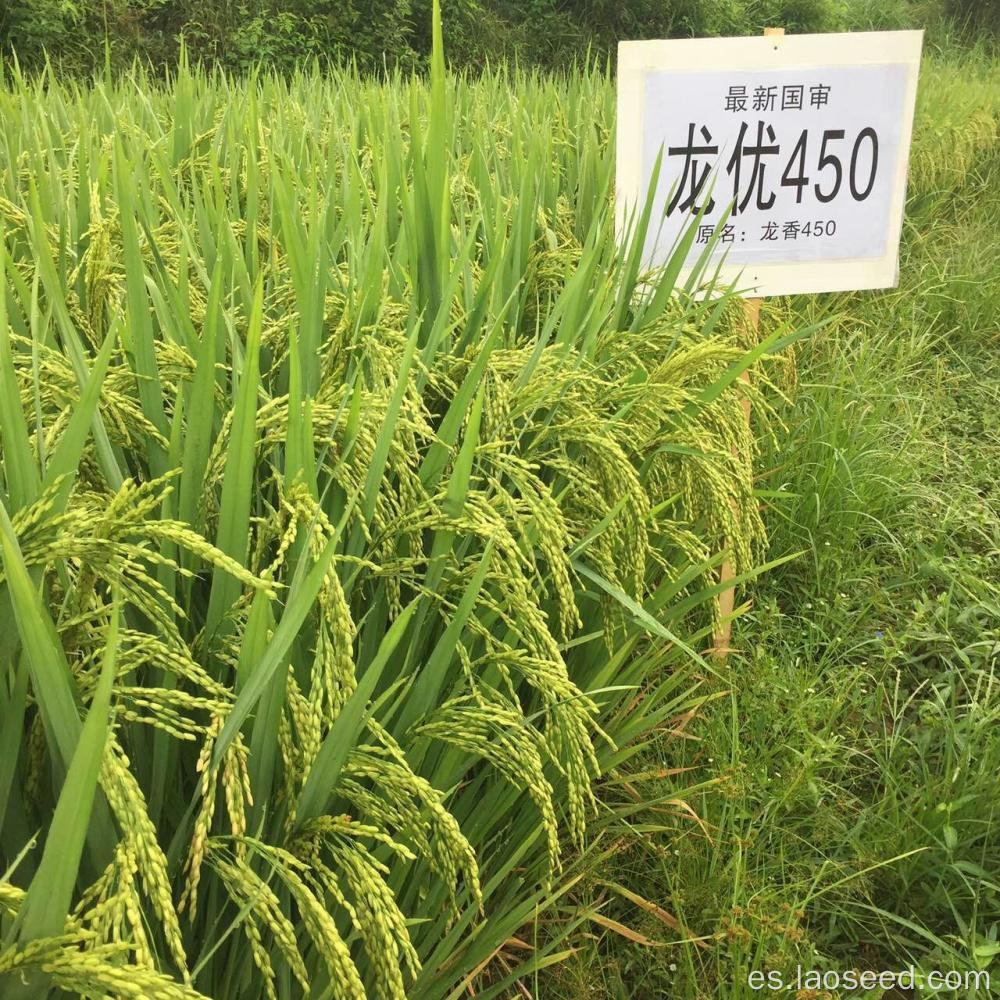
[0,6,787,997]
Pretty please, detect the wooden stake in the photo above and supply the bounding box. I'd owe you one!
[712,26,783,660]
[712,297,759,658]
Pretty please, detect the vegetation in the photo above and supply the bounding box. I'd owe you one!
[0,0,993,75]
[0,4,795,998]
[2,0,999,998]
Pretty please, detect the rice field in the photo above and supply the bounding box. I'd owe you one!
[2,5,999,998]
[0,7,790,998]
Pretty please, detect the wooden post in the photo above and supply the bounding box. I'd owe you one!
[712,26,783,660]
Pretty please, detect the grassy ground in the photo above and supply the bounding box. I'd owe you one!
[548,48,1000,1000]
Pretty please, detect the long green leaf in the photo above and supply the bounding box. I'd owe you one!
[14,595,119,941]
[0,235,41,511]
[204,275,264,641]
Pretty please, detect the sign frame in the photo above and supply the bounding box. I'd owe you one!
[616,30,924,297]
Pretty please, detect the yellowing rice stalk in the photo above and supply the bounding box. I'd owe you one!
[0,6,796,998]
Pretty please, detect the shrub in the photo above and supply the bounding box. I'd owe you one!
[1,0,418,73]
[1,0,958,77]
[945,0,1000,39]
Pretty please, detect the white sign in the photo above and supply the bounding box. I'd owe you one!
[616,31,923,297]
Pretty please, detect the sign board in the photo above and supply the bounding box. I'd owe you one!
[616,31,923,297]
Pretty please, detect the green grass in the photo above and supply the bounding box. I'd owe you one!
[547,46,1000,1000]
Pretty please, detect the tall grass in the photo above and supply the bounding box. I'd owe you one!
[0,6,791,998]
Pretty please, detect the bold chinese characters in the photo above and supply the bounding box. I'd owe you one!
[665,83,881,221]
